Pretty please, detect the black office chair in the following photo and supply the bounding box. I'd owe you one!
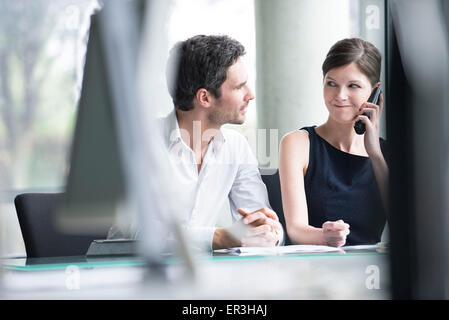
[14,193,108,258]
[260,168,291,245]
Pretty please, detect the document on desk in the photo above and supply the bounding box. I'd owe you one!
[215,244,341,256]
[341,244,380,251]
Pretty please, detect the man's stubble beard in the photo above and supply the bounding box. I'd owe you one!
[208,103,247,126]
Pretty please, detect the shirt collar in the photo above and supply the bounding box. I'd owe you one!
[211,128,225,154]
[166,109,183,150]
[165,109,226,153]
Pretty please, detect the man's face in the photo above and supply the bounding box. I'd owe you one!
[208,57,255,125]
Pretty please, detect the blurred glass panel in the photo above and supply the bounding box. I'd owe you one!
[0,0,99,257]
[0,0,98,191]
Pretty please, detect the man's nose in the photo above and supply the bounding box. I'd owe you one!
[246,85,255,101]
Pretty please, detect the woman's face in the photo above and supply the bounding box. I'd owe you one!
[323,62,374,124]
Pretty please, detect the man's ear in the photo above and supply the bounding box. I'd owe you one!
[195,88,213,109]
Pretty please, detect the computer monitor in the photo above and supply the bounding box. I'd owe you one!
[57,0,195,274]
[386,0,449,299]
[57,10,125,234]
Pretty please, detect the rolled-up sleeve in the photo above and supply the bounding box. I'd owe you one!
[183,226,216,251]
[228,136,270,220]
[227,136,284,246]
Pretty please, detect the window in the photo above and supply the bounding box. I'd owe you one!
[0,0,98,256]
[167,0,257,128]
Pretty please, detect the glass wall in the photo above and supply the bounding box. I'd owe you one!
[0,0,387,256]
[0,0,99,256]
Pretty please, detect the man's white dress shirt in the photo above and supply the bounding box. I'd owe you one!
[163,110,272,250]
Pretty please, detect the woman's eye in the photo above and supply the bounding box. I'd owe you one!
[327,81,336,87]
[349,83,361,89]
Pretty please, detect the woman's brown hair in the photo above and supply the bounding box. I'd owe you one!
[322,38,381,86]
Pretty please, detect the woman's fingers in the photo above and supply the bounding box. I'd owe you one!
[322,220,350,247]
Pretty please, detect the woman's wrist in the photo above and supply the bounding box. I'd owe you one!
[368,148,385,163]
[319,228,329,246]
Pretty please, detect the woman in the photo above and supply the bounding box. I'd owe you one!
[279,38,388,247]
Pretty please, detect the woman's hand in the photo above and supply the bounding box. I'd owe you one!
[357,91,389,211]
[357,92,384,158]
[322,220,350,247]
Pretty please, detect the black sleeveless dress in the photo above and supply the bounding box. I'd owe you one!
[302,126,386,245]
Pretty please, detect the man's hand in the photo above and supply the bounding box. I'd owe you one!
[236,207,283,247]
[322,220,350,247]
[212,208,284,249]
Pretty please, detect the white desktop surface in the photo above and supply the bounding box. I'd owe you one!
[0,250,389,299]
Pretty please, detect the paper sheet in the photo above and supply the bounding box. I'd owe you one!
[340,244,380,251]
[215,244,341,256]
[215,244,381,256]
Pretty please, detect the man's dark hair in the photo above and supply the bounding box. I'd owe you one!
[322,38,381,86]
[166,35,246,111]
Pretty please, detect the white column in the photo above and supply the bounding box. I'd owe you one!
[254,0,354,167]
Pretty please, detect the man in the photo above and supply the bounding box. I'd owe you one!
[164,35,283,250]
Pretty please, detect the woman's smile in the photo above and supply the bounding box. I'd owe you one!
[333,104,352,108]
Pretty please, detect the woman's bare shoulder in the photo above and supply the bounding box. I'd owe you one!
[280,129,310,178]
[281,129,310,150]
[280,129,310,171]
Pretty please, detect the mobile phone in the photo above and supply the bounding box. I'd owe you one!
[354,86,382,135]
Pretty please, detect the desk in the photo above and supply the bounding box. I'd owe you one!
[1,249,390,299]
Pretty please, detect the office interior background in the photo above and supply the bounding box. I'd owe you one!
[0,0,449,300]
[0,0,386,257]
